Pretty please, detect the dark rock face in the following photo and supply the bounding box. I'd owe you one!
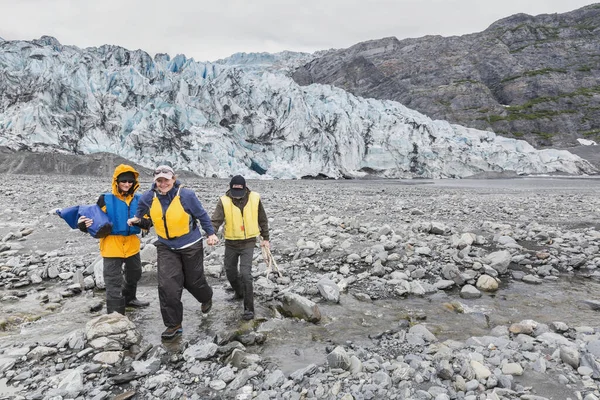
[292,5,600,148]
[0,147,151,177]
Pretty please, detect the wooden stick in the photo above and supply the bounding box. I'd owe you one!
[262,246,282,279]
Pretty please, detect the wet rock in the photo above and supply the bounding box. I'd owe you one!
[183,341,218,361]
[581,300,600,310]
[476,274,498,292]
[317,277,340,303]
[460,284,481,299]
[509,321,535,335]
[522,274,543,284]
[280,292,321,322]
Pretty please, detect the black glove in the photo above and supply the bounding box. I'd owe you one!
[134,217,152,230]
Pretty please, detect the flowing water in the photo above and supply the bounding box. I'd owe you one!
[4,270,599,376]
[2,177,600,387]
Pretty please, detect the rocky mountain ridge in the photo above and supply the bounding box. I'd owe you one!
[292,4,600,149]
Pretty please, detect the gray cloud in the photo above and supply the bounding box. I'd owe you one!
[0,0,594,61]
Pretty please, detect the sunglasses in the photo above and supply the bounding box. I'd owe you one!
[118,180,135,184]
[154,168,173,176]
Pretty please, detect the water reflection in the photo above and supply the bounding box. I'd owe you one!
[2,275,600,376]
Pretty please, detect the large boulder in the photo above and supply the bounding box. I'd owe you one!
[85,313,141,350]
[485,250,512,274]
[280,292,321,323]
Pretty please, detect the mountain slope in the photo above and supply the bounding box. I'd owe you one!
[292,4,600,148]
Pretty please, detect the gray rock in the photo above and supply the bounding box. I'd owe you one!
[460,284,481,299]
[85,313,141,350]
[560,346,580,369]
[92,256,105,289]
[290,363,318,382]
[226,349,261,369]
[317,277,340,303]
[327,346,351,370]
[485,251,511,274]
[183,341,218,361]
[263,369,286,389]
[280,292,321,322]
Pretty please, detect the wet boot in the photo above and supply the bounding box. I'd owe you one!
[106,298,126,315]
[123,284,149,308]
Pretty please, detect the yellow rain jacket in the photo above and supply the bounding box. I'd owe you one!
[98,164,141,258]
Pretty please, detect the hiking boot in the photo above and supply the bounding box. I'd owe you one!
[126,298,150,308]
[201,299,212,314]
[161,325,182,340]
[242,310,254,320]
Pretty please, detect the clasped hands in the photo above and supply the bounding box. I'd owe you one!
[126,217,140,226]
[206,234,218,246]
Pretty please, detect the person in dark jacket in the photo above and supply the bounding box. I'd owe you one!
[211,175,269,321]
[78,164,151,315]
[127,165,218,340]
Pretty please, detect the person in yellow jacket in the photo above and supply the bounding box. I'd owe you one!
[78,164,150,314]
[211,175,269,320]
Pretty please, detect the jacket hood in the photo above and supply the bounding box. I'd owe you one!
[112,164,140,198]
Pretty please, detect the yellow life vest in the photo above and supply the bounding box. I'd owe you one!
[222,191,260,240]
[149,187,191,239]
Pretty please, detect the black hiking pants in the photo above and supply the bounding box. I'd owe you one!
[104,253,142,314]
[224,246,255,312]
[156,240,212,328]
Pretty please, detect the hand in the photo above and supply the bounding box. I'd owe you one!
[78,216,93,228]
[127,217,140,226]
[261,239,270,249]
[206,234,218,246]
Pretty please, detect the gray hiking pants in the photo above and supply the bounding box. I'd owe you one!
[156,240,212,328]
[224,246,255,312]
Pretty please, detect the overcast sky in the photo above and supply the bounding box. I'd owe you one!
[0,0,595,62]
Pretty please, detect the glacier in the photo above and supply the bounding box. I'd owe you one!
[0,36,595,179]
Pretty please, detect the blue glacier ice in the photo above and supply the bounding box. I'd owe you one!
[0,36,595,178]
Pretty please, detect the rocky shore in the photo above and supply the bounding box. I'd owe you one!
[2,175,600,400]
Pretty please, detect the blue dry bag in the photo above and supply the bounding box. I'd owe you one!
[56,205,113,239]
